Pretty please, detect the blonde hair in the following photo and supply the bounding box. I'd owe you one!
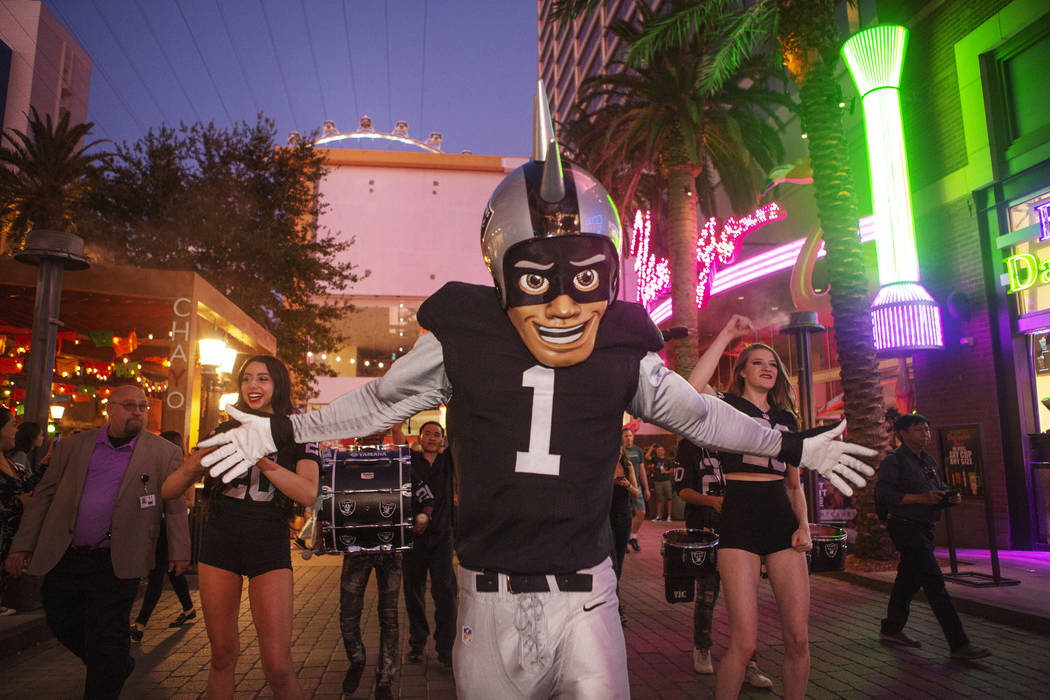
[727,343,798,417]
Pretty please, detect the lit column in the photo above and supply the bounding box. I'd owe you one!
[842,26,943,351]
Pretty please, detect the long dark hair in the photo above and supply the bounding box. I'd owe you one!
[14,422,42,454]
[202,355,297,519]
[236,355,293,416]
[727,343,798,417]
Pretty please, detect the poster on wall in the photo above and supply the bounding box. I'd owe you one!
[818,478,855,522]
[937,424,983,498]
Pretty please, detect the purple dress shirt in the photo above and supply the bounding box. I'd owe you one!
[71,426,140,547]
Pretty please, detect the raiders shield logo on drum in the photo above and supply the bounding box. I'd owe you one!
[824,543,838,558]
[339,534,356,547]
[691,550,707,567]
[378,530,395,543]
[379,502,396,519]
[340,500,356,516]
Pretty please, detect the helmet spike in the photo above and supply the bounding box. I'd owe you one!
[532,80,555,162]
[540,138,566,203]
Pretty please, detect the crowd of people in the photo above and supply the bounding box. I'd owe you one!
[3,85,997,700]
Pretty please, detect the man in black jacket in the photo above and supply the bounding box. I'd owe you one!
[875,413,990,660]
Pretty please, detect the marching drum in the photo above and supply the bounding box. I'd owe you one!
[807,523,848,573]
[661,529,719,604]
[315,445,414,554]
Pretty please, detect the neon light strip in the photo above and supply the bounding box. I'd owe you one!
[1037,202,1050,242]
[645,216,877,325]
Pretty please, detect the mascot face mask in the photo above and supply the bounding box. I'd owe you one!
[504,236,615,367]
[481,81,623,368]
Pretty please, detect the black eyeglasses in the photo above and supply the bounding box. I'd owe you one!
[114,401,150,412]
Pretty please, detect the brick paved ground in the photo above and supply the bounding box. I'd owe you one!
[4,521,1050,698]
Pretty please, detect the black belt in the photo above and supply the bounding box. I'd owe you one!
[474,571,593,593]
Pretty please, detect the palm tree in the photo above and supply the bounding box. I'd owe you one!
[555,0,893,558]
[561,2,791,376]
[0,107,106,254]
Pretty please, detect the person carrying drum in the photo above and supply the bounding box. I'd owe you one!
[338,449,434,700]
[674,439,772,687]
[196,83,876,700]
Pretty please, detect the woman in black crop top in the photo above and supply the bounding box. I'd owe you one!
[163,356,319,699]
[689,315,812,700]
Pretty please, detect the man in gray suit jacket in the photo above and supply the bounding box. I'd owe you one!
[5,384,190,699]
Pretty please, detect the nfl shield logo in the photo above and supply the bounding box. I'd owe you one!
[340,500,356,516]
[378,530,395,543]
[462,626,472,644]
[824,543,838,558]
[379,502,396,519]
[339,534,356,547]
[691,550,706,566]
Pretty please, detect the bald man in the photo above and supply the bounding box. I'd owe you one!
[6,384,189,699]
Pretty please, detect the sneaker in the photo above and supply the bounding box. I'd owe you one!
[129,624,144,642]
[407,646,423,664]
[950,643,992,660]
[880,630,922,648]
[0,606,18,616]
[693,647,713,674]
[629,537,641,552]
[745,660,773,688]
[342,662,364,694]
[169,609,196,628]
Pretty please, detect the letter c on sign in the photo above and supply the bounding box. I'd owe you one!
[173,297,191,317]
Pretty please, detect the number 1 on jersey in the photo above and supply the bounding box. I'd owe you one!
[515,366,561,476]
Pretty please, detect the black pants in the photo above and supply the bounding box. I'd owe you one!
[42,548,139,699]
[881,519,968,650]
[402,534,457,657]
[134,525,193,625]
[340,552,402,687]
[610,511,632,580]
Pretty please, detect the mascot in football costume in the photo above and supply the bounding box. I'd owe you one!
[200,82,875,699]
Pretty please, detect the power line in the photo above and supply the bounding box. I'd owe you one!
[299,0,328,121]
[384,1,392,127]
[88,0,168,122]
[419,0,428,133]
[31,2,141,140]
[214,0,260,116]
[134,0,201,123]
[173,0,233,126]
[340,0,360,119]
[259,0,299,128]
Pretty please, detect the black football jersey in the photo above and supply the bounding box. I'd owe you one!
[674,438,724,530]
[417,282,664,574]
[716,393,798,475]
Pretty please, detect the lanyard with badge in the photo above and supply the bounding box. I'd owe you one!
[139,473,157,508]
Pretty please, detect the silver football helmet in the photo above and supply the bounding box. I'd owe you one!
[481,80,622,308]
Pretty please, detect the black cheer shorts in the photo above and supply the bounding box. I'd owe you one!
[718,479,799,556]
[198,497,291,578]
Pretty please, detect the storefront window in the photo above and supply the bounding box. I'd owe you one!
[1006,190,1050,317]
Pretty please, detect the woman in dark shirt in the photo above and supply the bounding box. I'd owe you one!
[163,356,319,700]
[689,315,812,700]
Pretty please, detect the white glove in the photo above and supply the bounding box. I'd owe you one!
[799,421,877,497]
[197,406,277,483]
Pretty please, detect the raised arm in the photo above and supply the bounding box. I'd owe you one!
[687,314,753,395]
[629,354,876,495]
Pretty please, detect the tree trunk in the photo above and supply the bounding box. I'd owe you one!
[781,0,893,559]
[666,164,700,377]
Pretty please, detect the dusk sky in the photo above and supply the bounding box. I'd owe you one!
[40,0,539,156]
